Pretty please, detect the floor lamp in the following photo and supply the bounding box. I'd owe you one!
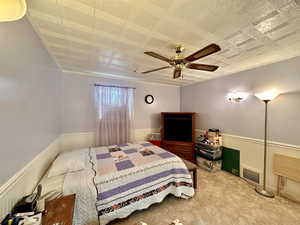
[255,90,279,198]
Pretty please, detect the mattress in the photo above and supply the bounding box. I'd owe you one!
[63,169,98,225]
[41,142,195,225]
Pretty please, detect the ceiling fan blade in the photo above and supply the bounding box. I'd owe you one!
[187,63,219,72]
[141,66,171,74]
[144,51,171,63]
[184,44,221,62]
[173,68,182,79]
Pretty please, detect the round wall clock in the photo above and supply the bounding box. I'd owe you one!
[145,95,154,104]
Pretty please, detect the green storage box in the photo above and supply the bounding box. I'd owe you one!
[221,147,240,176]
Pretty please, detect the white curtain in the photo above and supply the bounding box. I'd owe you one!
[94,86,134,146]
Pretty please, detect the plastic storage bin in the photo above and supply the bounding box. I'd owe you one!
[197,157,222,172]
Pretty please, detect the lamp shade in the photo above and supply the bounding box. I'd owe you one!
[255,90,279,101]
[0,0,27,22]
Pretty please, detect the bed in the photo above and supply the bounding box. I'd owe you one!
[40,142,195,225]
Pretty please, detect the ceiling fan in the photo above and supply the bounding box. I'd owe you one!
[142,43,221,79]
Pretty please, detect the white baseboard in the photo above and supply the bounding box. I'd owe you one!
[0,127,158,218]
[0,137,60,219]
[2,128,299,220]
[195,129,300,198]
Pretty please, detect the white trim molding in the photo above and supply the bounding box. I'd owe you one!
[2,128,299,220]
[195,129,300,150]
[0,137,61,219]
[222,133,300,151]
[63,70,181,87]
[195,129,300,198]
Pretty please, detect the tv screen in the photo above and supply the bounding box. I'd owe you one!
[164,114,192,142]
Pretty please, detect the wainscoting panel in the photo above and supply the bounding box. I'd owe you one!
[60,128,159,152]
[2,129,298,220]
[0,137,60,220]
[195,130,300,198]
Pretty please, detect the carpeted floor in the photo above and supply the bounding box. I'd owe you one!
[109,168,300,225]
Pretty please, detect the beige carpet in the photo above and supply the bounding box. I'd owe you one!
[109,168,300,225]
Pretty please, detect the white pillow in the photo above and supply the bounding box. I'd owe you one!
[48,149,89,177]
[39,173,65,197]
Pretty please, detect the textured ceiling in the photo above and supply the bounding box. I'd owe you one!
[27,0,300,86]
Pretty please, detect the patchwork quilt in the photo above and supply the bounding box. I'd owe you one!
[92,142,195,225]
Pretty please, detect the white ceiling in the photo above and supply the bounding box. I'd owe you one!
[27,0,300,86]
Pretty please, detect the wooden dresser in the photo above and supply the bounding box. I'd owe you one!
[161,112,196,163]
[43,194,75,225]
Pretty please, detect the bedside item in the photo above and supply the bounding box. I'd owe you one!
[144,94,154,104]
[42,194,75,225]
[12,185,42,215]
[1,214,25,225]
[149,132,160,140]
[1,213,42,225]
[161,112,196,163]
[273,154,300,202]
[148,132,161,147]
[254,90,280,198]
[21,213,42,225]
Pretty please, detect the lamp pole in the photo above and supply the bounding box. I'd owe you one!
[255,100,275,198]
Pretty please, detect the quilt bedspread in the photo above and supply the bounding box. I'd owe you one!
[93,142,195,225]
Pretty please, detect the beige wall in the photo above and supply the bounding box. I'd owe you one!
[61,72,180,133]
[181,56,300,145]
[0,18,62,186]
[182,57,300,198]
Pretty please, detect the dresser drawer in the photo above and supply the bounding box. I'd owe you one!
[172,145,193,152]
[162,142,195,163]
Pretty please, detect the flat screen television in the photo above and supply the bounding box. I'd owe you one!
[163,113,193,142]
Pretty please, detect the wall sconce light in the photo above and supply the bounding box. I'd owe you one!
[227,92,248,102]
[0,0,27,22]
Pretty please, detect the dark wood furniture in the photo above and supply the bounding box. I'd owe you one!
[149,140,161,147]
[182,158,198,189]
[161,112,196,163]
[43,194,75,225]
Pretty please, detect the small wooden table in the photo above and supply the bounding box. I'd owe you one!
[182,158,198,189]
[274,154,300,202]
[43,194,75,225]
